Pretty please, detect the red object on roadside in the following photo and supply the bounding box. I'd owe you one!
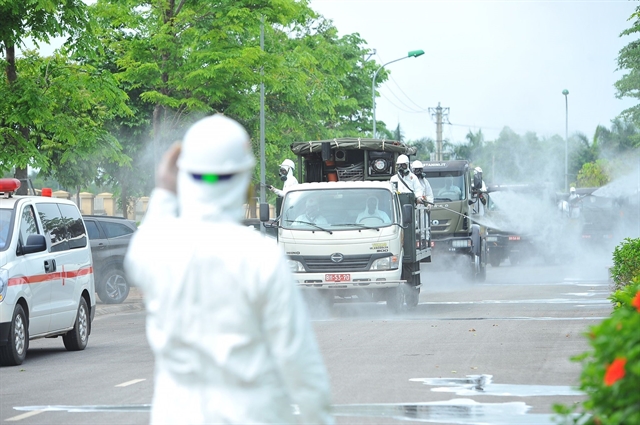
[42,188,52,197]
[604,357,626,386]
[632,291,640,313]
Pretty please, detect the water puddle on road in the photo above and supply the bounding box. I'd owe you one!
[332,398,565,424]
[12,375,584,424]
[420,298,610,305]
[411,374,584,397]
[13,400,570,425]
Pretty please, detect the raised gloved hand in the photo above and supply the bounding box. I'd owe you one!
[267,184,276,193]
[156,142,181,194]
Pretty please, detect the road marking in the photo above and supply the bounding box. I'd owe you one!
[115,379,146,387]
[5,410,44,421]
[419,298,610,305]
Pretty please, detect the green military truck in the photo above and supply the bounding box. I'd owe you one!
[421,160,488,281]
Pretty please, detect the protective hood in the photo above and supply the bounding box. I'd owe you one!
[177,170,251,222]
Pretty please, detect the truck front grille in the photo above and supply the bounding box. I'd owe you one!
[301,254,373,272]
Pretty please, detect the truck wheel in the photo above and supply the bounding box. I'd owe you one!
[387,284,416,313]
[476,258,487,282]
[0,305,28,366]
[408,285,420,308]
[467,254,486,282]
[489,254,501,267]
[63,297,89,351]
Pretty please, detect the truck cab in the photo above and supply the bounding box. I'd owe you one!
[422,160,487,281]
[265,138,430,312]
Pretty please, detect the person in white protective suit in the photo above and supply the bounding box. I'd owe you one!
[124,114,333,425]
[411,160,434,208]
[294,197,329,225]
[390,154,424,202]
[268,158,298,197]
[567,186,581,218]
[356,196,391,224]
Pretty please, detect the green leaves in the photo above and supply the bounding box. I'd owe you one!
[0,51,130,185]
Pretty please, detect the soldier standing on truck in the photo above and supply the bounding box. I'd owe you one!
[390,155,423,202]
[268,159,298,197]
[471,166,488,215]
[411,160,434,208]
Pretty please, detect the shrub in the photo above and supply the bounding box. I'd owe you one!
[610,237,640,292]
[554,277,640,424]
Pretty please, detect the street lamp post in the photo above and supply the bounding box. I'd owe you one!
[372,50,425,138]
[562,89,569,192]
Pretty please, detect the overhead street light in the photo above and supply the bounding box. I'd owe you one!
[372,50,425,138]
[562,89,569,192]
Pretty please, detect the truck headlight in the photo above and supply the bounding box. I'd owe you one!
[451,239,471,248]
[0,268,7,303]
[287,260,305,272]
[370,255,399,271]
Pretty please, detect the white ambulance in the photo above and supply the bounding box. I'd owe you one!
[0,179,96,366]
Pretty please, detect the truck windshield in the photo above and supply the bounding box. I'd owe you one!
[281,188,395,230]
[423,172,466,201]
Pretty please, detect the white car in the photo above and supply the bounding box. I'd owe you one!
[0,179,96,366]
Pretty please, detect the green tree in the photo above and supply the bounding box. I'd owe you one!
[90,1,384,197]
[616,7,640,126]
[576,160,611,187]
[0,0,102,181]
[407,137,435,160]
[0,50,130,191]
[453,129,485,162]
[594,118,639,157]
[393,123,404,142]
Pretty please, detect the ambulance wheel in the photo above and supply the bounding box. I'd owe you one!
[0,305,28,366]
[63,297,89,351]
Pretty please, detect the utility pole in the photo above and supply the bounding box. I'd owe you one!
[428,102,449,161]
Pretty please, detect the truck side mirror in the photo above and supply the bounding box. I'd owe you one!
[402,204,413,227]
[259,203,270,222]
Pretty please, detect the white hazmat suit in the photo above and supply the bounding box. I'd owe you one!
[125,115,333,425]
[411,160,434,205]
[390,155,424,199]
[271,159,299,197]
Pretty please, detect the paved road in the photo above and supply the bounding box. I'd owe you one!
[0,256,612,424]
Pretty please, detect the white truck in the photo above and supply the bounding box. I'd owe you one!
[261,139,430,312]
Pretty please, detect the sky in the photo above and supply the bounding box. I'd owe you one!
[309,0,638,144]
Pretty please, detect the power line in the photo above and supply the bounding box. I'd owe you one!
[376,53,430,113]
[380,93,429,114]
[387,75,429,112]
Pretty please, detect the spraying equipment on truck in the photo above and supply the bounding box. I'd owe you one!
[260,138,431,312]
